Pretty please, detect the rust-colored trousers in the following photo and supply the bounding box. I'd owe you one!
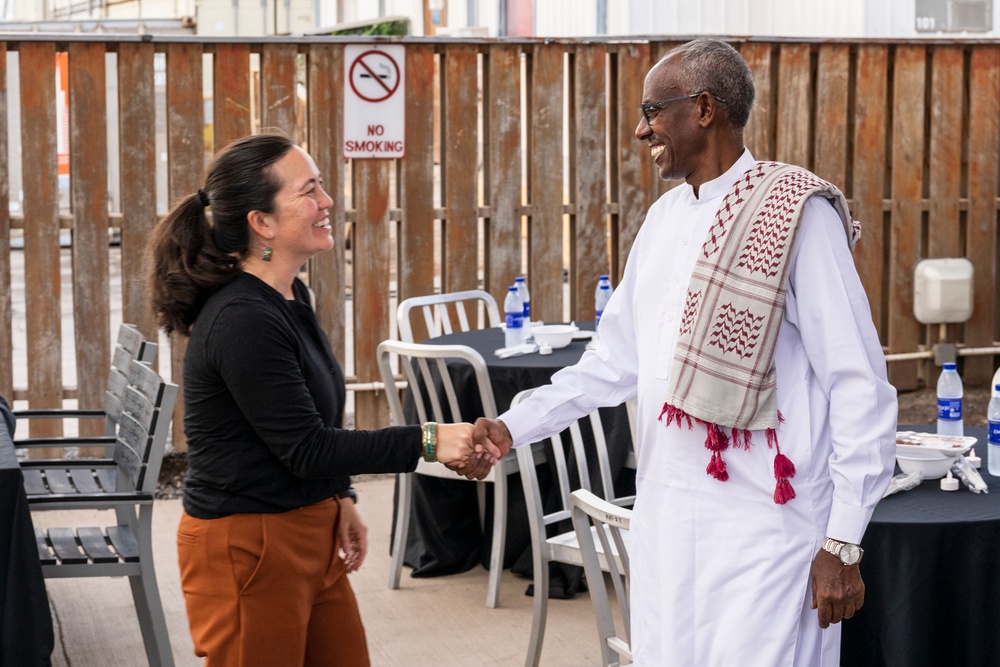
[177,498,370,666]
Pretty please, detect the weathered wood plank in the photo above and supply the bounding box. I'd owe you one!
[399,44,437,343]
[307,44,347,361]
[117,43,158,343]
[851,45,889,344]
[965,46,1000,384]
[888,45,927,390]
[740,41,773,161]
[927,45,964,259]
[212,43,251,150]
[442,45,479,293]
[776,43,812,169]
[261,43,298,138]
[69,42,111,443]
[486,44,522,307]
[353,160,391,430]
[0,41,10,401]
[615,43,652,285]
[529,45,564,323]
[20,42,62,441]
[166,43,205,451]
[813,44,849,188]
[573,45,608,322]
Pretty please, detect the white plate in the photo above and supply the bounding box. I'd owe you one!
[572,330,595,341]
[895,431,977,457]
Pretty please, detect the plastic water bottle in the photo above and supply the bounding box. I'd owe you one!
[989,386,1000,477]
[936,362,963,436]
[514,276,531,321]
[504,286,525,347]
[595,275,613,328]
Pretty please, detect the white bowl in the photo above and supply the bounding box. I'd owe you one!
[895,448,955,480]
[531,324,579,349]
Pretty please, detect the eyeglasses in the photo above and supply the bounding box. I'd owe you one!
[639,91,727,124]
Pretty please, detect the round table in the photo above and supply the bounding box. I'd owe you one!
[840,425,1000,666]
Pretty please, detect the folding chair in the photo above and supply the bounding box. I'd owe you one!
[377,338,518,608]
[571,488,633,667]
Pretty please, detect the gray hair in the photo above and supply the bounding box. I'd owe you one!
[665,38,756,130]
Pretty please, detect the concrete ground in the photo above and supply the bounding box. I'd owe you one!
[31,476,610,667]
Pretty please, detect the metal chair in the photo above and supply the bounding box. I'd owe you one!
[511,388,634,667]
[396,290,501,343]
[571,488,633,667]
[23,359,178,667]
[15,323,157,452]
[376,338,518,608]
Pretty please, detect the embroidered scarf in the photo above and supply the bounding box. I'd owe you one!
[658,161,860,504]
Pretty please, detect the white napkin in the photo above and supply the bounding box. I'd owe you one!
[494,342,538,359]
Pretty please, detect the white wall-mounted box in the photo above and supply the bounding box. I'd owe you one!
[913,258,974,324]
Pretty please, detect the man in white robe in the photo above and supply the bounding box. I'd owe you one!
[475,38,897,666]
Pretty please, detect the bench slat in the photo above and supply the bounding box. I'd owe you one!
[42,468,76,495]
[47,527,88,565]
[106,526,140,562]
[96,468,116,492]
[22,469,47,495]
[35,528,56,566]
[71,469,102,494]
[76,527,120,564]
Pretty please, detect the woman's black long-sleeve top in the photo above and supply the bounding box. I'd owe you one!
[181,272,421,519]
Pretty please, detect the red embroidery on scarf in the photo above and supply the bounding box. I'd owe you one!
[708,303,765,359]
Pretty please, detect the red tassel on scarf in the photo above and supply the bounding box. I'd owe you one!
[659,403,693,429]
[767,426,796,505]
[774,478,796,504]
[706,451,729,482]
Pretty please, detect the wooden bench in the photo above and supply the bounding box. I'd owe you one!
[21,358,178,667]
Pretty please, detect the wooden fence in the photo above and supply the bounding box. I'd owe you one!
[2,34,998,447]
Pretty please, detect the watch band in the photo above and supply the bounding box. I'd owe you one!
[822,537,863,565]
[338,488,358,505]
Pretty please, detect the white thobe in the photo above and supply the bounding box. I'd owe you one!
[500,150,897,666]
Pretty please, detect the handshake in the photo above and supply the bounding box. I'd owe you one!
[430,419,515,480]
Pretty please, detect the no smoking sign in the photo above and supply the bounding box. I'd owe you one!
[343,44,405,159]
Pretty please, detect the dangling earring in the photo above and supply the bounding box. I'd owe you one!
[262,246,273,262]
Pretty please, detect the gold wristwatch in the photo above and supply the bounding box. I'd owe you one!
[822,537,863,566]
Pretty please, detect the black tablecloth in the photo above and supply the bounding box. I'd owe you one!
[397,325,633,595]
[840,425,1000,667]
[0,417,54,666]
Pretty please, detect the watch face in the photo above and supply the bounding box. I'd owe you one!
[840,544,862,565]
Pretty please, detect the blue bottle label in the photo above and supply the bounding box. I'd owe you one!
[937,398,962,421]
[990,420,1000,445]
[505,313,523,329]
[522,302,530,319]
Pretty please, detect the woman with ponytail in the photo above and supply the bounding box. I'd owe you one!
[147,133,497,666]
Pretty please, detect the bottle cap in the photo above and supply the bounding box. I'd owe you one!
[508,286,518,292]
[940,471,959,491]
[943,362,957,371]
[599,274,609,280]
[515,276,525,283]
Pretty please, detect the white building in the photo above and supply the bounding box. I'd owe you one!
[6,0,998,38]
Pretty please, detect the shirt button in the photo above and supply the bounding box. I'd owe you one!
[681,238,689,245]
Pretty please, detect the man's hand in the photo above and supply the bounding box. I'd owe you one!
[473,418,513,461]
[811,548,865,628]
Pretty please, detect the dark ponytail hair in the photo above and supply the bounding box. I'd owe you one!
[147,133,295,335]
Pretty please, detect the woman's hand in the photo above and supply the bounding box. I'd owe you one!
[337,498,368,573]
[434,422,500,480]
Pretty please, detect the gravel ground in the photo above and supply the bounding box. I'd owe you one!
[156,386,994,499]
